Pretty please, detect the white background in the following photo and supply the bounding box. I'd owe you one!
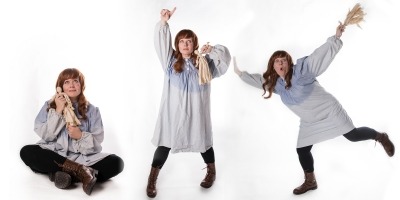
[1,0,399,199]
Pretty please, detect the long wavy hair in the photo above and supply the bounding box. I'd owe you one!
[48,68,88,120]
[173,29,199,73]
[262,50,294,99]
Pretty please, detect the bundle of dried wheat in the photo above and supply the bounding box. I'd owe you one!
[342,3,366,28]
[195,50,212,85]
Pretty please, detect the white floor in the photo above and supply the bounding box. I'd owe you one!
[7,115,400,200]
[3,0,400,199]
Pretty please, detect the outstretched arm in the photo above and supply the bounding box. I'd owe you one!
[233,56,264,89]
[306,23,345,76]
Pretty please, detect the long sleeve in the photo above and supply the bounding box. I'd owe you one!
[306,35,343,76]
[154,21,174,72]
[72,106,104,155]
[238,71,264,90]
[206,45,231,78]
[34,102,65,142]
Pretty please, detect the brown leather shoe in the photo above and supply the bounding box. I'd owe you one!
[293,172,318,195]
[200,163,216,188]
[56,159,98,195]
[146,167,160,198]
[376,133,395,157]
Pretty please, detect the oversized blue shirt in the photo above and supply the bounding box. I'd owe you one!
[239,36,355,148]
[152,21,231,153]
[34,101,109,166]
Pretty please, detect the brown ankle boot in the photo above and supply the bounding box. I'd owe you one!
[375,133,395,157]
[146,167,160,198]
[293,172,318,195]
[49,171,72,189]
[200,163,216,188]
[56,159,98,195]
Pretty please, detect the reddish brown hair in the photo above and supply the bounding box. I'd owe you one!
[173,29,199,73]
[48,68,88,120]
[262,50,294,99]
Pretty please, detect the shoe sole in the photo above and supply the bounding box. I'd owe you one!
[84,169,98,195]
[293,186,318,195]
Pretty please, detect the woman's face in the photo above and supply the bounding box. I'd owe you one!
[178,38,194,58]
[62,78,81,101]
[273,57,289,78]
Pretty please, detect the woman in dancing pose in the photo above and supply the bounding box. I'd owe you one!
[234,23,394,195]
[147,7,231,198]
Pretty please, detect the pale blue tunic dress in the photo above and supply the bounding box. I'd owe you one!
[239,36,355,148]
[35,101,109,166]
[152,21,231,153]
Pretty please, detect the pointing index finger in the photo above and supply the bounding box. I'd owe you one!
[170,7,176,15]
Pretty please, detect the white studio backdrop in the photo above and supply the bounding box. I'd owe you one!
[1,0,399,199]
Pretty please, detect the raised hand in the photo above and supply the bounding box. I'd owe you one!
[200,42,213,54]
[233,56,242,76]
[160,7,176,24]
[336,22,346,38]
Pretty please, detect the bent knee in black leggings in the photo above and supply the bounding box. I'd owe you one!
[20,145,40,164]
[343,127,377,142]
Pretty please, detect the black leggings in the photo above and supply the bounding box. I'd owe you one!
[151,146,215,168]
[20,145,124,182]
[296,127,378,173]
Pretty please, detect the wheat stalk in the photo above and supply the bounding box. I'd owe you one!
[342,3,366,28]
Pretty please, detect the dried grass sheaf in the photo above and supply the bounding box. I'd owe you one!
[342,3,366,28]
